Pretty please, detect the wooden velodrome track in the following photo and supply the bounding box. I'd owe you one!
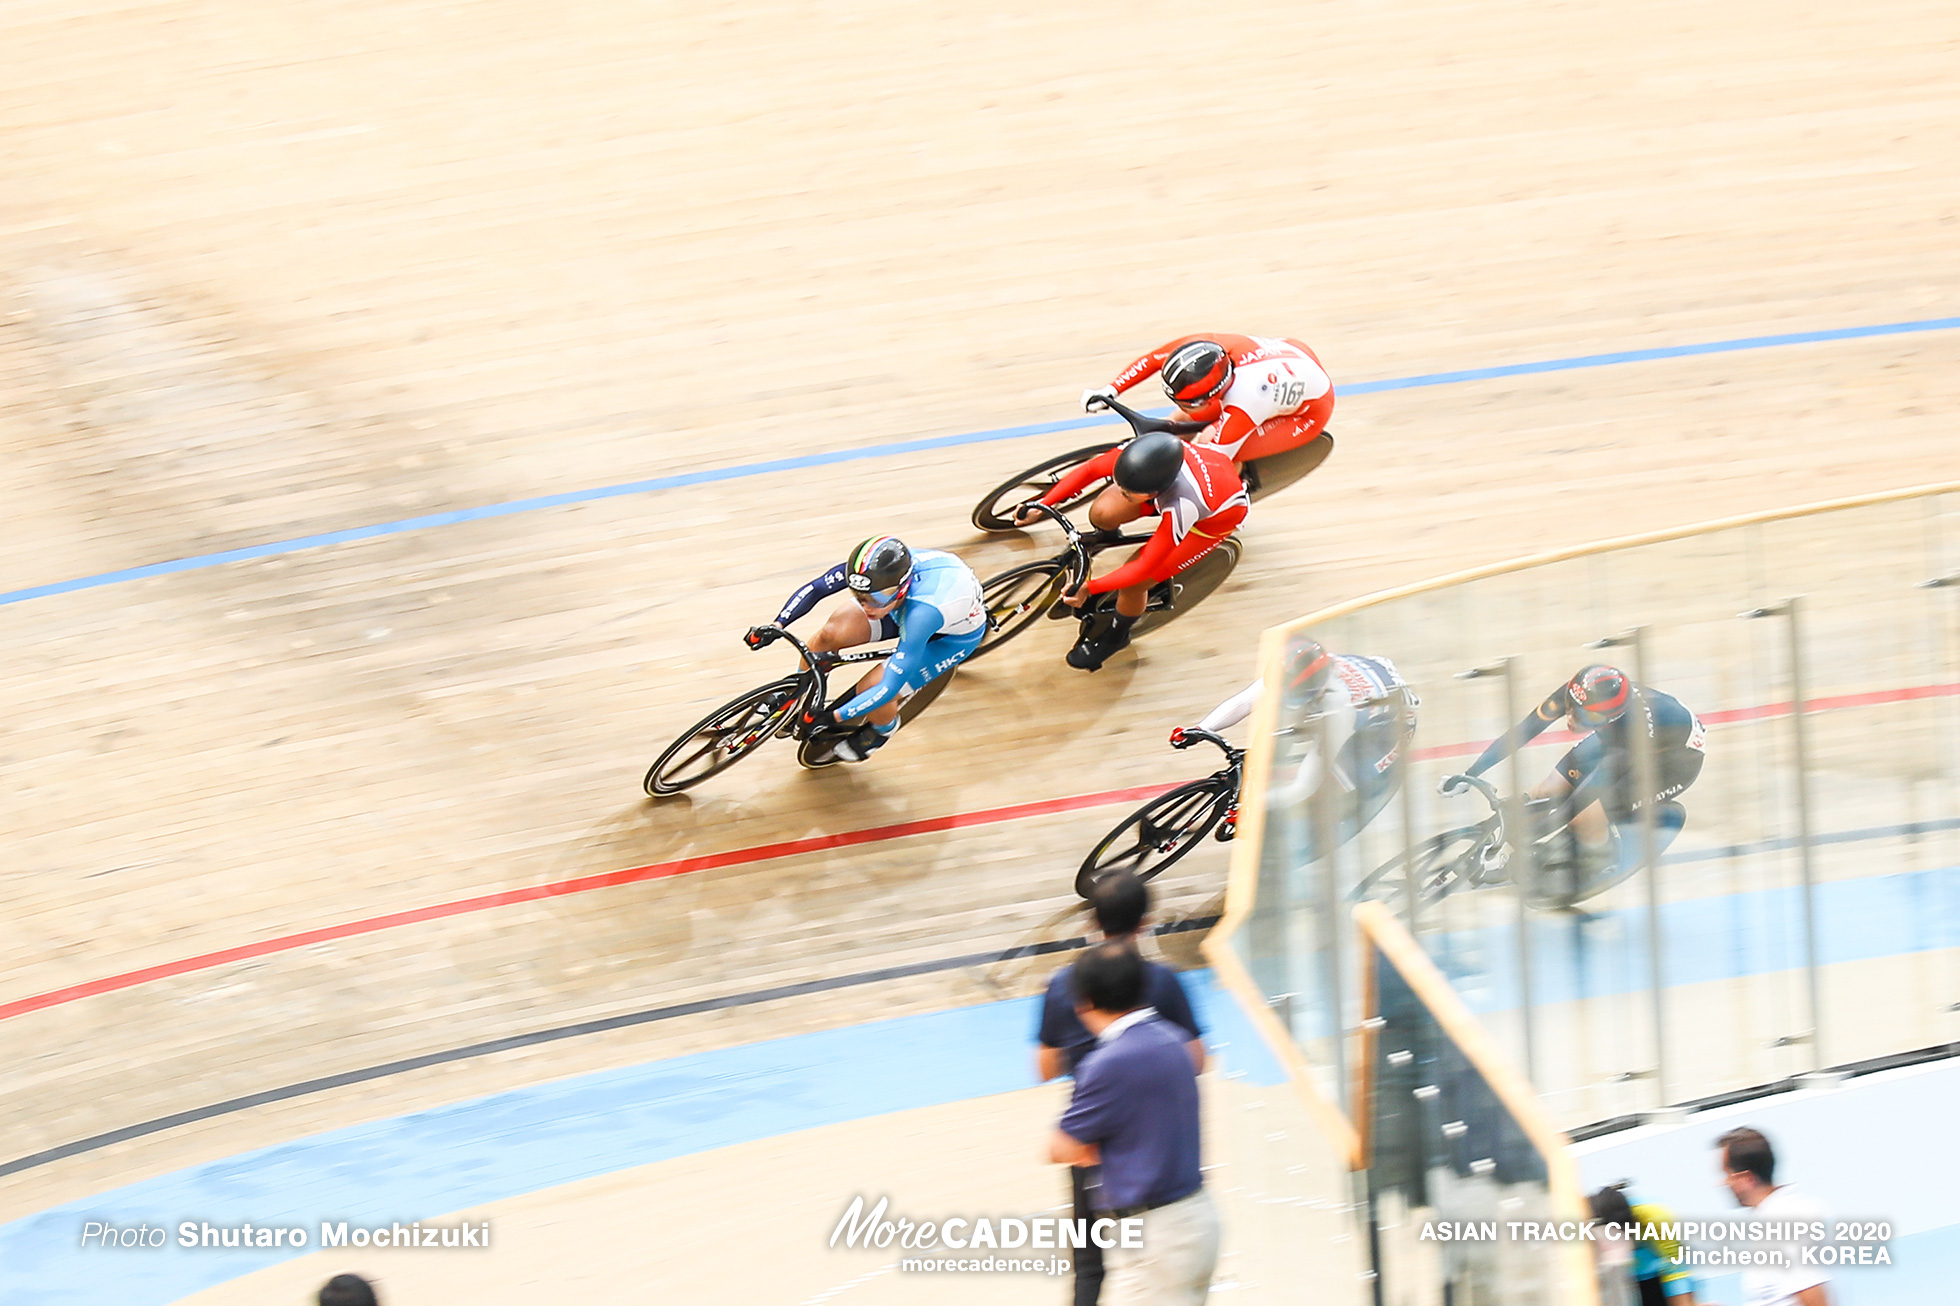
[2,0,1957,1298]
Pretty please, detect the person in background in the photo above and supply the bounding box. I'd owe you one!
[1717,1126,1832,1306]
[319,1273,379,1306]
[1038,870,1205,1305]
[1048,942,1219,1305]
[1590,1183,1700,1305]
[1586,1185,1640,1306]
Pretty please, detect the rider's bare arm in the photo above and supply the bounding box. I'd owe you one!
[1196,680,1263,735]
[1037,445,1122,509]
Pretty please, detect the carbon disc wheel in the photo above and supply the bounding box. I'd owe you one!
[1131,535,1242,639]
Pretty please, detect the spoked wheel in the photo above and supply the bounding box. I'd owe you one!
[1351,823,1496,907]
[1076,778,1232,898]
[971,442,1122,532]
[644,677,807,796]
[1131,535,1243,639]
[971,560,1068,659]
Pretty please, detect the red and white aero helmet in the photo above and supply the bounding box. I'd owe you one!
[1162,340,1233,410]
[1566,664,1631,728]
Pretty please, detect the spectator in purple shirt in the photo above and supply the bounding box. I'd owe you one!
[1038,871,1205,1304]
[1048,941,1220,1304]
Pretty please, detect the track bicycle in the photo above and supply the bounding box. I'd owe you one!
[1351,773,1668,911]
[1075,727,1244,899]
[968,502,1242,659]
[970,392,1334,532]
[643,627,954,795]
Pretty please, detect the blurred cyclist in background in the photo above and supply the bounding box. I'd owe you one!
[1015,432,1247,671]
[1081,333,1334,475]
[1444,664,1706,887]
[746,535,985,764]
[1182,638,1418,837]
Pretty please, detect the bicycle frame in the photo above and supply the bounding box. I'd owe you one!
[762,627,895,739]
[1011,500,1154,588]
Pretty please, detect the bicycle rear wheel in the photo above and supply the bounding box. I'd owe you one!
[644,676,806,796]
[1076,778,1231,898]
[1245,431,1333,502]
[1131,535,1243,639]
[970,560,1068,660]
[971,442,1121,532]
[1352,823,1492,907]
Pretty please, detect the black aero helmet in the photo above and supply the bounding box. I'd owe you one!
[1567,664,1631,728]
[845,535,915,604]
[1162,340,1233,409]
[1113,433,1186,496]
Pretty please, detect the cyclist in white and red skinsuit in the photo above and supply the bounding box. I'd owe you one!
[1185,640,1417,817]
[1083,334,1335,467]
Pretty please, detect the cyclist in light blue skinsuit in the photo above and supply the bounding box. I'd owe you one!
[746,536,987,764]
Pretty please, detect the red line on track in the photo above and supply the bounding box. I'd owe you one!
[1409,681,1960,762]
[0,783,1175,1024]
[7,680,1957,1025]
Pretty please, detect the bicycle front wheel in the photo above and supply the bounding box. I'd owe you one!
[1352,824,1492,907]
[970,560,1068,660]
[1076,778,1231,898]
[644,677,806,796]
[971,442,1121,532]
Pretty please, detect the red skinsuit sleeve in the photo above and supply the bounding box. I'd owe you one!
[1085,516,1177,594]
[1039,445,1122,507]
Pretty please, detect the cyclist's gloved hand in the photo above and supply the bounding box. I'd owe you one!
[1169,726,1192,749]
[1081,386,1118,414]
[744,624,783,650]
[1012,501,1044,527]
[1438,773,1473,796]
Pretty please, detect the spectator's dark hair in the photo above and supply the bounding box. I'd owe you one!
[1588,1184,1635,1228]
[1090,870,1149,937]
[1071,941,1146,1015]
[320,1274,379,1306]
[1717,1127,1776,1186]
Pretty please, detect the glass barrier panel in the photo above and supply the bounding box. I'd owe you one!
[1237,488,1960,1139]
[1363,915,1595,1306]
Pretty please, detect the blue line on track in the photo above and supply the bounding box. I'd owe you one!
[0,972,1280,1305]
[3,315,1955,613]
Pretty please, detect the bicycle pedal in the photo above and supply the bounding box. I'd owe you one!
[1214,808,1238,842]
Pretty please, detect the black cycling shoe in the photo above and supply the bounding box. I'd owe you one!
[1066,616,1134,671]
[833,725,889,764]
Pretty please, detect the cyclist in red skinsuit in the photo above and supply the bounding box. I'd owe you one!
[1085,333,1334,468]
[1021,437,1248,670]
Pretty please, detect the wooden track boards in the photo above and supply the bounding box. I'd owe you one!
[2,1,1958,1294]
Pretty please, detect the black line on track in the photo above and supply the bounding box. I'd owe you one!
[1,915,1221,1179]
